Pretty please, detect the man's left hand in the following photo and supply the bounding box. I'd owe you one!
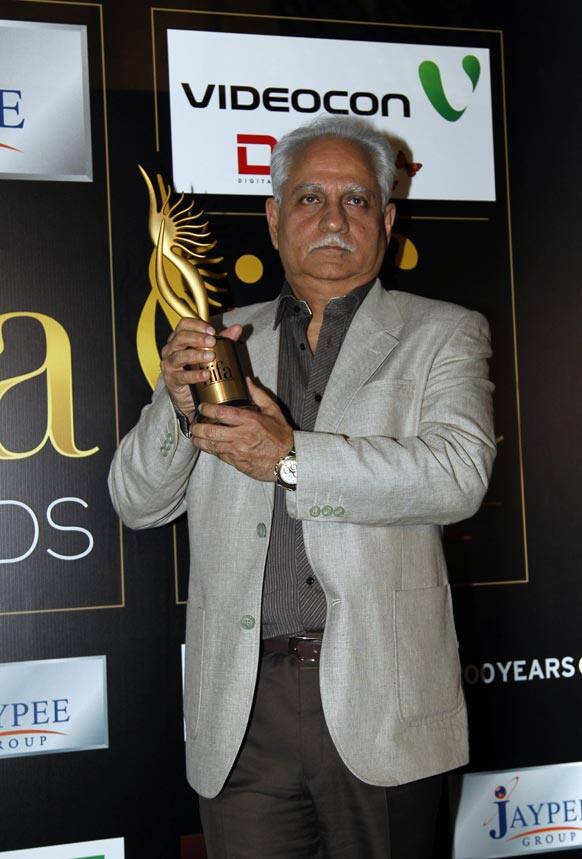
[190,378,294,482]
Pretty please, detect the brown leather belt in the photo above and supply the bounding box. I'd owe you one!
[263,633,323,664]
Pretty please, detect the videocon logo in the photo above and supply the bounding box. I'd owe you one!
[418,55,481,121]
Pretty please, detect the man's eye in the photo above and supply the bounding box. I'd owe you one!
[300,195,319,204]
[347,196,368,207]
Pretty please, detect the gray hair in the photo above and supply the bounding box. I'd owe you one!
[270,116,396,208]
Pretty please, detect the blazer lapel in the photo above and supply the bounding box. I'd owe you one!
[245,299,280,508]
[245,299,280,398]
[316,282,404,432]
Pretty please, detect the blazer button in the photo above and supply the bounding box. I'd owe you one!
[333,506,345,516]
[241,615,255,630]
[309,505,321,517]
[256,522,267,538]
[321,505,333,516]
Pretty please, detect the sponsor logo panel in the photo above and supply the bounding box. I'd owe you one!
[0,837,124,858]
[453,762,582,857]
[0,656,108,758]
[0,19,92,181]
[167,29,494,201]
[463,656,582,685]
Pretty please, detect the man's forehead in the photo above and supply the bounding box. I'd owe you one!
[283,137,379,182]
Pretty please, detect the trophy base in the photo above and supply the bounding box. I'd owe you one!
[190,335,253,422]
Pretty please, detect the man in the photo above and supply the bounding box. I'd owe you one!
[109,116,495,858]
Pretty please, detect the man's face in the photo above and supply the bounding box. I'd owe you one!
[265,136,396,297]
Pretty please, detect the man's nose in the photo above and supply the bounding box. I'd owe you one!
[319,199,348,233]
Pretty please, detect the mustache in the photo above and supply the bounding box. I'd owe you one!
[306,235,355,253]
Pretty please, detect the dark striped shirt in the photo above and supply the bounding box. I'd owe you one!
[261,280,372,638]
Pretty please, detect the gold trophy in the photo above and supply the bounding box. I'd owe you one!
[140,166,252,412]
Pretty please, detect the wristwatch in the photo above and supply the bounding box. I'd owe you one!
[274,448,297,491]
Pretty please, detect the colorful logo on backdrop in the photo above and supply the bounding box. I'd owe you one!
[0,20,92,181]
[167,30,494,200]
[418,55,481,121]
[0,656,108,759]
[0,837,124,858]
[453,762,582,857]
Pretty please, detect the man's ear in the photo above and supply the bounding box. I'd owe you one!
[265,197,279,250]
[383,203,397,242]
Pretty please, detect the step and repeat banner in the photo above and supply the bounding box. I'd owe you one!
[1,2,580,857]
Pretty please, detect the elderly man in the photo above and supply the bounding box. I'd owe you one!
[109,116,495,858]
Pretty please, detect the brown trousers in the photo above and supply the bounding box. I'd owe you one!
[199,650,444,858]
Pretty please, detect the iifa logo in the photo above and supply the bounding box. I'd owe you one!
[486,777,582,849]
[418,55,480,121]
[0,88,24,152]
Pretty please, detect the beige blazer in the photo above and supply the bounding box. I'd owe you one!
[109,282,495,798]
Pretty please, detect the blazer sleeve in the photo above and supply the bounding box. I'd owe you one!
[286,309,496,527]
[108,377,199,529]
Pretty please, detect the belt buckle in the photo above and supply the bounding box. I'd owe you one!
[289,635,320,664]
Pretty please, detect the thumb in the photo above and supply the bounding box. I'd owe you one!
[247,377,277,413]
[221,323,243,342]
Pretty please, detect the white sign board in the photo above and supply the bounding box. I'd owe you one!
[0,20,92,182]
[0,655,108,758]
[0,838,124,858]
[168,29,494,201]
[453,762,582,857]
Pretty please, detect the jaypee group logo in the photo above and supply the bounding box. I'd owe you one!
[453,762,582,857]
[0,655,108,759]
[167,29,494,202]
[0,19,92,181]
[0,837,124,858]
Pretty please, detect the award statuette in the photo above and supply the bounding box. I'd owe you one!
[139,166,252,413]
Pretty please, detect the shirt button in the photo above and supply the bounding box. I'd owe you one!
[256,522,267,538]
[333,506,345,516]
[299,343,306,351]
[314,393,322,403]
[321,505,333,516]
[309,505,321,517]
[241,615,255,630]
[306,576,315,586]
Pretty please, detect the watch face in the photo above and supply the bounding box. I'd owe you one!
[280,457,297,485]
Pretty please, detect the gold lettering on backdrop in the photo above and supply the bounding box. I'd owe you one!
[0,312,98,459]
[136,168,227,390]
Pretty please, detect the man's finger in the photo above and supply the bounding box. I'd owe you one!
[247,377,277,413]
[199,402,248,426]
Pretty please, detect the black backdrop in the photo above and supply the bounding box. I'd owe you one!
[1,1,581,857]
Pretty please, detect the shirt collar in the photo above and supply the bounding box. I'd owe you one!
[274,279,374,329]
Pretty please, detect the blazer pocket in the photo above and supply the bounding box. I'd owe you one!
[183,605,205,738]
[394,585,462,725]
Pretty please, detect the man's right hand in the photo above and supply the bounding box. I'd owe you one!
[160,318,243,421]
